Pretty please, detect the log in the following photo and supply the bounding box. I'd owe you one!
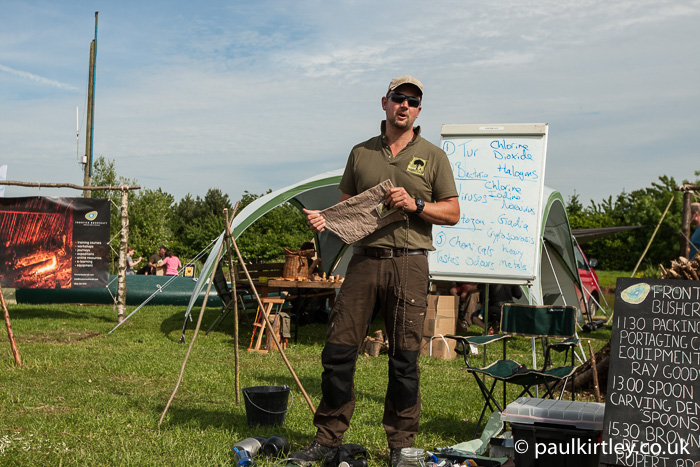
[560,341,610,394]
[360,330,387,357]
[366,339,383,357]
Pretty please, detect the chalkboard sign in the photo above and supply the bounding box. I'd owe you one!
[428,124,548,284]
[601,277,700,466]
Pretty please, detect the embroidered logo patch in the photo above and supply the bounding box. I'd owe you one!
[407,157,427,176]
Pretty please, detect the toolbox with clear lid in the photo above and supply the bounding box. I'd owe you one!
[501,397,605,467]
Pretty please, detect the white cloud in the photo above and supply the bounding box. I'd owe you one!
[0,0,699,206]
[0,64,80,92]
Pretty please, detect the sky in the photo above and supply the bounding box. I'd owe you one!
[1,0,699,207]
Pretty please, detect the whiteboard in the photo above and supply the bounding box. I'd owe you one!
[428,123,548,284]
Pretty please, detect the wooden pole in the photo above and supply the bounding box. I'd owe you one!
[117,187,129,323]
[680,189,692,258]
[229,233,317,415]
[223,205,241,405]
[587,340,601,403]
[0,285,22,366]
[158,237,226,428]
[631,194,675,278]
[160,207,316,425]
[83,12,98,198]
[0,181,140,191]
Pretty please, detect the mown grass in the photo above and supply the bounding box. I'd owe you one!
[1,303,608,466]
[595,270,631,291]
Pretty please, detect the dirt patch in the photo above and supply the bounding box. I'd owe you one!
[18,330,101,344]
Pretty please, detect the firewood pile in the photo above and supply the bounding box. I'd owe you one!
[659,255,700,280]
[360,330,388,357]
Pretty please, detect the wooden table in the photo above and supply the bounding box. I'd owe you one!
[267,279,343,342]
[268,279,344,290]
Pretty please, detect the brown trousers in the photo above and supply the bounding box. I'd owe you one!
[313,253,429,449]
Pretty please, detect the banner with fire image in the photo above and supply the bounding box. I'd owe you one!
[0,197,110,289]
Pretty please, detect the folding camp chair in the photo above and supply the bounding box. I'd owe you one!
[446,303,579,437]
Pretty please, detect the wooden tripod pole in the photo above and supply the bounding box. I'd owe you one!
[631,194,675,278]
[223,206,241,405]
[0,284,22,366]
[158,236,226,428]
[229,234,317,415]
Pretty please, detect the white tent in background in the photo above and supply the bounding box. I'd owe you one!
[183,172,587,320]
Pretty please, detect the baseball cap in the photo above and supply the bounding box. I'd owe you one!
[387,75,423,96]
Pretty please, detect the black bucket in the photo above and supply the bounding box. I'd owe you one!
[242,385,292,427]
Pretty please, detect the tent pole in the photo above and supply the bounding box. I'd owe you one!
[223,205,241,405]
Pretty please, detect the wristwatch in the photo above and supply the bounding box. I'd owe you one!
[414,198,425,215]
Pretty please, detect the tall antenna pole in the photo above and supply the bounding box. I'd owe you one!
[83,11,98,198]
[76,106,80,163]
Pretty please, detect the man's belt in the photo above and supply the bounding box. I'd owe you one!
[353,247,427,258]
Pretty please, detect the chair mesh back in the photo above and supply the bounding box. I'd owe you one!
[500,304,577,338]
[212,263,233,308]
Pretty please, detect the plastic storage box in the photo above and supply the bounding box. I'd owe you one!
[501,397,605,467]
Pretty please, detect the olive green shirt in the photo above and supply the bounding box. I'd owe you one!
[338,122,458,250]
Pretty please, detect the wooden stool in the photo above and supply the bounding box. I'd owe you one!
[248,297,287,354]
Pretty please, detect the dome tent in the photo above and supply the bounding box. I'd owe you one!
[526,187,586,311]
[184,172,587,320]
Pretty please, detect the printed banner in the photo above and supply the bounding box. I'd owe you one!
[0,197,110,289]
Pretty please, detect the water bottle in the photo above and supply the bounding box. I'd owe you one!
[395,447,426,467]
[233,437,266,457]
[233,447,256,467]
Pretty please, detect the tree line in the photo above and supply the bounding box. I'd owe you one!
[91,157,310,273]
[566,173,700,272]
[94,156,698,274]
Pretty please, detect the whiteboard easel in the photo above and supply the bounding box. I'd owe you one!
[429,123,548,285]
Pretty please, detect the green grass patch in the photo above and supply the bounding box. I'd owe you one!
[594,270,631,290]
[1,304,606,465]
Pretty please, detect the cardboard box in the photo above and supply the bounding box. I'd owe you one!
[423,315,457,336]
[422,295,458,359]
[424,295,458,336]
[427,294,459,316]
[420,335,456,360]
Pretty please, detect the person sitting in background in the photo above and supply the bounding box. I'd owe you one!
[449,282,472,306]
[162,249,182,276]
[126,247,142,275]
[450,282,485,331]
[689,202,700,259]
[480,283,523,334]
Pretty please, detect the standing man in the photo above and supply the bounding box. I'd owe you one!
[294,76,460,466]
[147,245,166,275]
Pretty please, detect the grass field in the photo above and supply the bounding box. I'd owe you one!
[594,270,631,291]
[0,302,609,466]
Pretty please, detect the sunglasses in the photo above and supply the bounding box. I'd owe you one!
[387,93,421,108]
